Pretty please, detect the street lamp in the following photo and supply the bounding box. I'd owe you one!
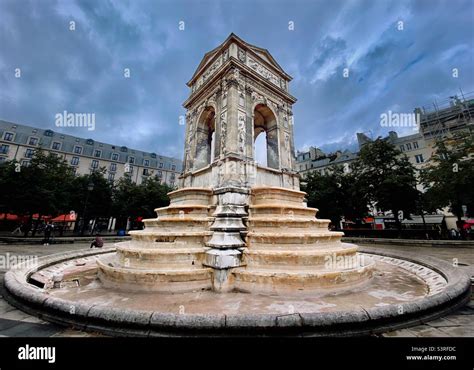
[80,181,94,236]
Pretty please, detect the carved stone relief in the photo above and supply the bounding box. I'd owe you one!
[238,48,246,63]
[247,56,280,87]
[220,111,227,156]
[237,112,246,155]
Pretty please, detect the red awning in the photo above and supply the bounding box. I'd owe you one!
[52,213,77,222]
[0,213,20,221]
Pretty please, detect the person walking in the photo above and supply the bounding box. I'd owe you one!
[43,222,54,246]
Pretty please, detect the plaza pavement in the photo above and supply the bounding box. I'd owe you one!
[0,241,472,337]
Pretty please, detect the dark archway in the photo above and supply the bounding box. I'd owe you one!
[194,106,215,170]
[253,104,279,169]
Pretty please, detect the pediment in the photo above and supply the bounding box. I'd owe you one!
[188,33,291,85]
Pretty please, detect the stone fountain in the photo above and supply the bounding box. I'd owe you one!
[97,33,373,295]
[4,34,470,336]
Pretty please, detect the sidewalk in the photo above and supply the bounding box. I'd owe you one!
[0,235,131,245]
[343,237,474,248]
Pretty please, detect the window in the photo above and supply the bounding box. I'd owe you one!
[71,156,80,165]
[21,160,30,167]
[86,139,94,145]
[71,167,77,174]
[120,146,128,152]
[159,162,163,168]
[44,130,54,137]
[0,144,9,154]
[413,141,419,149]
[150,153,157,158]
[171,164,176,171]
[157,170,162,177]
[25,148,34,158]
[94,149,102,158]
[91,159,99,169]
[110,163,117,172]
[129,157,135,164]
[406,143,412,150]
[74,146,83,155]
[415,154,424,163]
[28,137,39,146]
[108,173,115,182]
[3,132,14,141]
[143,168,150,176]
[399,145,405,152]
[112,153,119,161]
[144,159,149,167]
[52,142,61,150]
[0,157,6,164]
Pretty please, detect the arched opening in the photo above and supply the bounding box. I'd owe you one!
[253,104,279,169]
[210,131,216,163]
[254,132,267,167]
[194,106,215,169]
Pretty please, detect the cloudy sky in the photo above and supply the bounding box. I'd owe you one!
[1,0,473,159]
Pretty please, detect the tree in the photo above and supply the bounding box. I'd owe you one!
[0,150,77,235]
[69,168,113,234]
[111,176,171,229]
[353,138,419,231]
[135,176,172,218]
[302,166,369,229]
[421,131,474,221]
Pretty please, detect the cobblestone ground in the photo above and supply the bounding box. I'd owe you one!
[0,242,472,337]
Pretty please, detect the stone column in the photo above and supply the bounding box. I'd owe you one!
[204,187,248,292]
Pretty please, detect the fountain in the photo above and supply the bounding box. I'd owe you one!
[4,34,470,336]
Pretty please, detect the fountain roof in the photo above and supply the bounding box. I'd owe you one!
[187,33,293,86]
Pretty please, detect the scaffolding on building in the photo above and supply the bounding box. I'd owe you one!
[415,88,474,140]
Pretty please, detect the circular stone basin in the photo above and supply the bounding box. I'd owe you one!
[3,247,470,337]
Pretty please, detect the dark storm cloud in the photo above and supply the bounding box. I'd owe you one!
[0,0,473,158]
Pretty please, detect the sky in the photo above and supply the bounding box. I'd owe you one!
[1,0,473,159]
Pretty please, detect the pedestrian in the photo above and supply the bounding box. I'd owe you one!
[90,234,104,248]
[43,222,54,246]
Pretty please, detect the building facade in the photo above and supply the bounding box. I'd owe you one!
[297,92,474,177]
[296,147,357,177]
[295,92,474,230]
[0,120,182,186]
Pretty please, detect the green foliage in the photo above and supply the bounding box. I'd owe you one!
[302,138,420,230]
[353,138,419,228]
[302,166,369,228]
[0,150,172,227]
[0,150,76,216]
[421,132,474,219]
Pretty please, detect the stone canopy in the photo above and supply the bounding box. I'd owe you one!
[181,33,299,190]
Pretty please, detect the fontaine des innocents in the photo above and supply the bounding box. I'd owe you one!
[97,33,374,293]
